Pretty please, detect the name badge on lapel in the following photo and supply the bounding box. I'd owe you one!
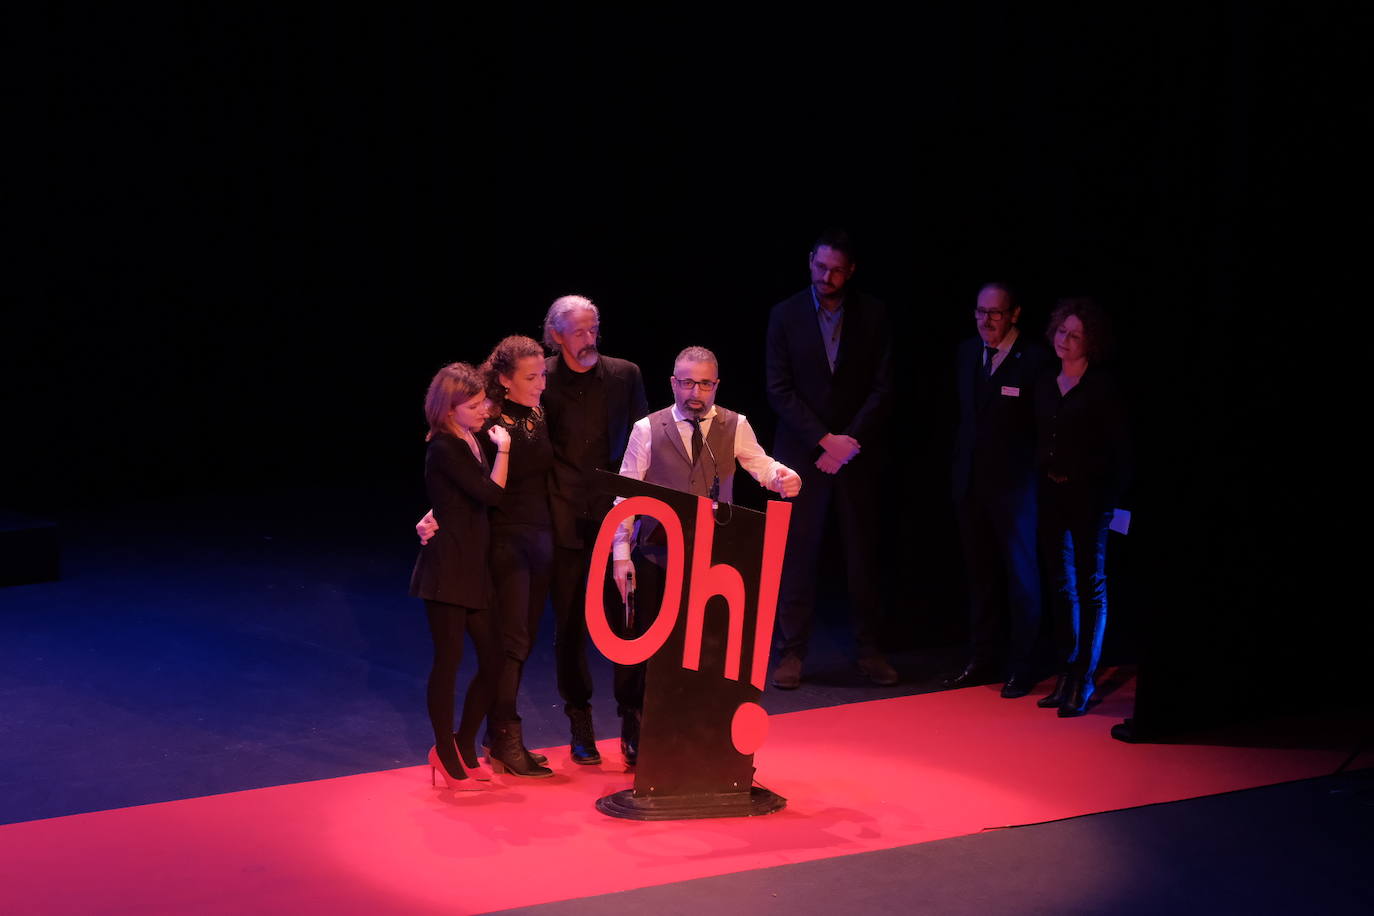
[1000,386,1021,397]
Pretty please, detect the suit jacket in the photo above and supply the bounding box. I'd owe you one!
[952,332,1055,503]
[542,353,649,549]
[409,432,506,608]
[765,288,894,469]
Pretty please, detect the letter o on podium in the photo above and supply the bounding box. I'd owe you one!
[585,496,686,665]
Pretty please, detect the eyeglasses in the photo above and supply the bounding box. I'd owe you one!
[975,308,1012,321]
[672,377,717,391]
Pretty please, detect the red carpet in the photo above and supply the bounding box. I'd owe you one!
[2,672,1359,914]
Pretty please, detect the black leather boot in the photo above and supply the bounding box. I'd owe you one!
[1058,675,1096,717]
[1037,674,1071,708]
[567,704,601,765]
[487,721,553,777]
[479,728,547,766]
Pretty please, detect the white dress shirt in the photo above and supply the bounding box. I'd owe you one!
[612,404,787,560]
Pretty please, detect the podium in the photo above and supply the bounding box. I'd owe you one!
[584,472,792,820]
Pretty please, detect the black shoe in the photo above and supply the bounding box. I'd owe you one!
[487,721,554,777]
[857,655,899,686]
[943,661,996,690]
[620,709,641,767]
[1057,677,1096,717]
[567,704,601,766]
[771,655,802,690]
[1037,674,1071,708]
[1001,672,1034,698]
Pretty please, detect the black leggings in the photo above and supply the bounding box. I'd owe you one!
[425,599,501,771]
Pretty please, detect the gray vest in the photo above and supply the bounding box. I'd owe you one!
[637,406,739,561]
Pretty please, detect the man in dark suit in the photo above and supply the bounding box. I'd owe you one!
[945,283,1055,697]
[539,295,649,764]
[765,229,896,689]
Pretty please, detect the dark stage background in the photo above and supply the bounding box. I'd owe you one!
[7,6,1353,732]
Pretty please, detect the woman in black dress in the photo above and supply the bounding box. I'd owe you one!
[479,335,557,777]
[1034,299,1131,718]
[409,362,510,788]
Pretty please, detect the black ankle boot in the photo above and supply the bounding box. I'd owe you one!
[1058,676,1096,718]
[1038,674,1071,708]
[487,721,553,777]
[478,729,547,766]
[567,705,601,765]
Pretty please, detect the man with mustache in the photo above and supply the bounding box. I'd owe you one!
[945,283,1055,697]
[539,295,648,764]
[610,346,801,764]
[765,229,897,690]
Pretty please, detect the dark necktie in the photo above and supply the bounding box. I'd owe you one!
[984,346,999,377]
[690,418,704,465]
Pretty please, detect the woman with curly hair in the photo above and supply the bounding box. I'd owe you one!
[1034,299,1131,718]
[409,362,510,789]
[477,335,558,777]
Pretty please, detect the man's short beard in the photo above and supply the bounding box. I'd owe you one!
[574,345,599,369]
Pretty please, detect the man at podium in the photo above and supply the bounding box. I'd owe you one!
[609,346,802,765]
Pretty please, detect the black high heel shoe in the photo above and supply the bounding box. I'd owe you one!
[1037,674,1071,708]
[1057,677,1096,717]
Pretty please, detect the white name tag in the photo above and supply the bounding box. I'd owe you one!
[1000,386,1021,397]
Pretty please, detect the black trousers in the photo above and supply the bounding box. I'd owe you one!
[1039,483,1111,678]
[488,524,553,723]
[610,547,667,716]
[549,518,622,711]
[775,461,883,660]
[955,483,1042,673]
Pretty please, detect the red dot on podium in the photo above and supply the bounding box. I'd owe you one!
[730,702,769,755]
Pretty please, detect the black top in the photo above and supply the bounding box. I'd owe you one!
[1034,366,1132,511]
[542,353,649,548]
[485,399,554,530]
[409,431,506,608]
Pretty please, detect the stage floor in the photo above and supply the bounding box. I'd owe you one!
[3,671,1365,914]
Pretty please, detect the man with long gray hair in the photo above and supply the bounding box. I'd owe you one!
[540,295,648,765]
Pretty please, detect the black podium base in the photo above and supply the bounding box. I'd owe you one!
[596,786,786,821]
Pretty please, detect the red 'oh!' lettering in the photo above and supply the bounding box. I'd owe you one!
[586,495,792,691]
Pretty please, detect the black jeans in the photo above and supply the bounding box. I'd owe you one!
[1039,483,1111,679]
[488,524,553,723]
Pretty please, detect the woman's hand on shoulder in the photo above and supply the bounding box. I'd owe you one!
[488,425,511,451]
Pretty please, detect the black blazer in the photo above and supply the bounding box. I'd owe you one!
[542,353,648,548]
[1034,365,1132,512]
[765,288,894,469]
[952,333,1056,502]
[409,432,506,608]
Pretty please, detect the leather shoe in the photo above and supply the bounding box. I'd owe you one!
[771,655,802,690]
[1000,672,1034,698]
[620,709,641,767]
[566,705,601,766]
[857,655,899,686]
[942,661,997,690]
[1037,674,1071,708]
[1057,678,1095,717]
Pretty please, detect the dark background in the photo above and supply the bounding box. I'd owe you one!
[6,6,1353,730]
